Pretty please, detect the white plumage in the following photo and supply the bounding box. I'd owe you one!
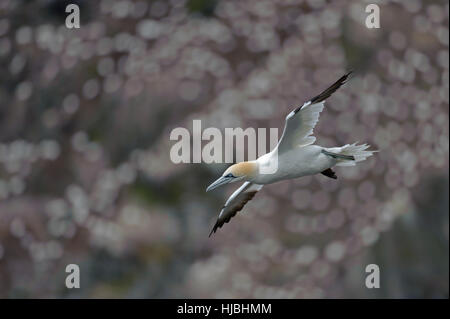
[207,72,377,236]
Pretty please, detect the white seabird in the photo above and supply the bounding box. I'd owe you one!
[206,72,376,236]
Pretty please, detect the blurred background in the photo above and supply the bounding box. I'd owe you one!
[0,0,448,298]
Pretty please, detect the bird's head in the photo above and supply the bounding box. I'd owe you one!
[206,162,257,192]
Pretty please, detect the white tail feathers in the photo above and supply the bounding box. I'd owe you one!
[327,143,377,167]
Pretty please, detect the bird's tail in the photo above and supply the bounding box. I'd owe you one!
[324,143,377,167]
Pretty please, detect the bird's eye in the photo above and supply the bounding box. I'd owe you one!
[226,173,234,178]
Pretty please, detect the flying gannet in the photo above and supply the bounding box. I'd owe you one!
[206,72,376,236]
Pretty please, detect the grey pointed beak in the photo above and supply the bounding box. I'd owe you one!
[206,176,232,192]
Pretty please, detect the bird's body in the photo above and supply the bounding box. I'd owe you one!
[250,145,333,184]
[206,72,377,236]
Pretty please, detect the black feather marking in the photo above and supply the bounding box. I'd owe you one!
[310,71,352,104]
[208,191,258,237]
[294,71,352,114]
[321,168,337,179]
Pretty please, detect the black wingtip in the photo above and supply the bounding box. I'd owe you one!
[208,221,219,237]
[342,70,353,79]
[309,71,353,104]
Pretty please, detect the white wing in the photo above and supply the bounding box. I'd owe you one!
[209,182,263,236]
[276,72,352,154]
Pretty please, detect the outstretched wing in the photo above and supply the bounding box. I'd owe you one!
[276,72,352,154]
[209,182,263,237]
